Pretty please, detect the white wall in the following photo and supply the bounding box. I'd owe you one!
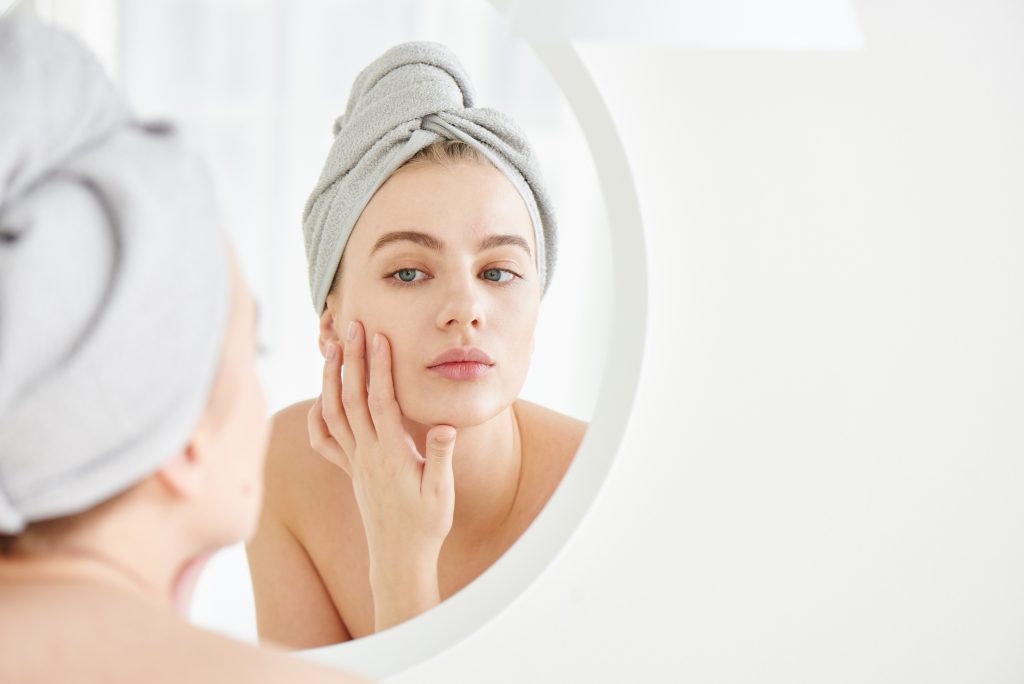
[27,0,1024,680]
[389,1,1024,681]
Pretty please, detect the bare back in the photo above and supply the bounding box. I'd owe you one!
[247,398,585,647]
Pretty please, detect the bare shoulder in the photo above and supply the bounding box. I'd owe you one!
[175,618,369,683]
[173,617,369,683]
[0,580,367,683]
[263,398,355,517]
[261,398,362,561]
[248,400,357,647]
[504,400,588,520]
[266,398,319,475]
[514,398,588,453]
[270,398,317,443]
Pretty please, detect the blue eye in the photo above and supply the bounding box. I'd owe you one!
[390,268,428,283]
[481,268,517,283]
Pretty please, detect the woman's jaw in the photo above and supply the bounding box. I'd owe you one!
[396,358,518,429]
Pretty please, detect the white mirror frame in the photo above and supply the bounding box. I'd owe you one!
[298,23,649,682]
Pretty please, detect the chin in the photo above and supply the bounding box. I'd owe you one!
[393,366,526,427]
[401,391,510,428]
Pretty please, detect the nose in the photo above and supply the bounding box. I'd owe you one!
[436,273,485,331]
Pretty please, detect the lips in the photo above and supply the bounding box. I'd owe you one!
[428,347,494,366]
[427,347,494,381]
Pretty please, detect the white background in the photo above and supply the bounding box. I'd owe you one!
[393,1,1024,681]
[21,0,1024,681]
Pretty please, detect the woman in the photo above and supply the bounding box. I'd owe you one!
[0,17,363,683]
[246,42,586,646]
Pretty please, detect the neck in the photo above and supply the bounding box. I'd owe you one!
[1,504,212,616]
[404,401,524,547]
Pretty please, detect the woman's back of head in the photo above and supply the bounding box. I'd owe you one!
[0,15,365,683]
[0,14,232,537]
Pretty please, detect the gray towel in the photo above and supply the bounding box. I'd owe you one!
[0,17,229,534]
[302,41,558,313]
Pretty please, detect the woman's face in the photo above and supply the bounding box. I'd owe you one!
[325,160,541,428]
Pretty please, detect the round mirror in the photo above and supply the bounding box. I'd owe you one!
[298,27,647,683]
[32,0,645,677]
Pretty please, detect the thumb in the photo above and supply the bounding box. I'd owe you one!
[423,425,456,492]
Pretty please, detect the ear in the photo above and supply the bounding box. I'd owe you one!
[318,303,343,359]
[155,442,204,499]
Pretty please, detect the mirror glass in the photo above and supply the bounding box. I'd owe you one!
[41,0,613,647]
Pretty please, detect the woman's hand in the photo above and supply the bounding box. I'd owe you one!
[307,320,456,631]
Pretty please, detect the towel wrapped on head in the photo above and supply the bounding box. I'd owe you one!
[0,18,230,534]
[302,41,558,313]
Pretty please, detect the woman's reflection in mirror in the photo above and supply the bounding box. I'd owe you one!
[246,42,586,647]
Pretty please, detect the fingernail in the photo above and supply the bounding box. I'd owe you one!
[346,321,356,342]
[372,333,381,353]
[326,343,336,360]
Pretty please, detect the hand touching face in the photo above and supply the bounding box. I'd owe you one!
[309,322,457,556]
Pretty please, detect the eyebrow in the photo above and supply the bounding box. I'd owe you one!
[370,230,443,255]
[478,233,532,256]
[369,230,532,257]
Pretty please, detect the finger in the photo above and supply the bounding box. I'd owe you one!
[341,320,376,444]
[422,425,456,496]
[366,332,405,446]
[307,395,351,475]
[319,341,355,455]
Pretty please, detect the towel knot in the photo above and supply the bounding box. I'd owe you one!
[302,41,558,312]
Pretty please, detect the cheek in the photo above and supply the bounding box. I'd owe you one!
[236,370,268,486]
[500,302,538,363]
[341,301,394,353]
[340,279,396,328]
[376,326,418,396]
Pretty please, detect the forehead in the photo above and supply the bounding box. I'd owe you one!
[349,161,536,251]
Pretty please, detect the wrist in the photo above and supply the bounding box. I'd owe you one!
[368,554,439,592]
[369,559,441,632]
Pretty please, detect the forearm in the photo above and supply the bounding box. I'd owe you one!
[369,557,441,632]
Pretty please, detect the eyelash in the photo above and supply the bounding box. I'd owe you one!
[385,267,522,287]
